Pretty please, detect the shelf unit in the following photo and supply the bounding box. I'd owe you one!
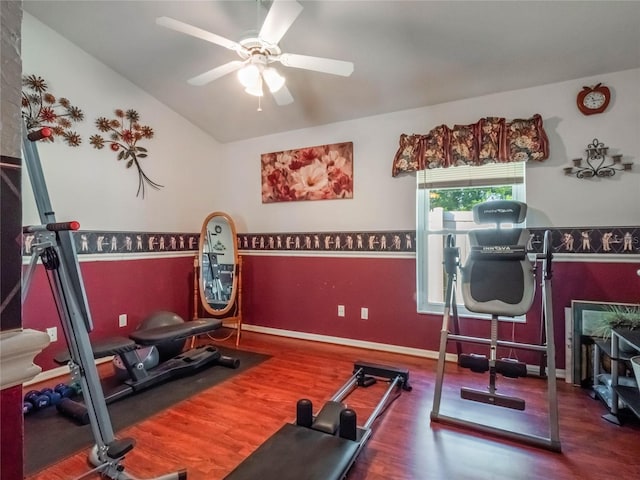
[601,329,640,425]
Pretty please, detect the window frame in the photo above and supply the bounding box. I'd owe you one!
[416,162,526,319]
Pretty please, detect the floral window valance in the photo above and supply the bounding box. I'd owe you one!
[392,114,549,177]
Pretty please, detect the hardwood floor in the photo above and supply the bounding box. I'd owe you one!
[24,330,640,480]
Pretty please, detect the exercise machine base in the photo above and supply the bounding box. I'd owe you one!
[460,387,525,410]
[224,361,410,480]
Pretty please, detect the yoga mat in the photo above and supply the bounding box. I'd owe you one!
[24,346,270,475]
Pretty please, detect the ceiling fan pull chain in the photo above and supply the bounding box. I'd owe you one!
[257,95,262,112]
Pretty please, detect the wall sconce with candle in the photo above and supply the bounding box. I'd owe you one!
[563,139,632,178]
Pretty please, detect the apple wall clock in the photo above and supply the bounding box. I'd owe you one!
[577,83,611,115]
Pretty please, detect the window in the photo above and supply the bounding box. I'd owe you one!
[416,162,526,315]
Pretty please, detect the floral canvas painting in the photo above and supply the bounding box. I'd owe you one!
[261,142,353,203]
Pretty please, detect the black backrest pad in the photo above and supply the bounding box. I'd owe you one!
[473,200,527,225]
[462,227,535,316]
[468,229,527,304]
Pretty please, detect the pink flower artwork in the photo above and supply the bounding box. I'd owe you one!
[261,142,353,203]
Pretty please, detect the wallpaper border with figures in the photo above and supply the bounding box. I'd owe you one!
[21,226,639,257]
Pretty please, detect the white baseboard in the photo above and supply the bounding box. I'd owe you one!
[241,323,566,378]
[242,324,457,363]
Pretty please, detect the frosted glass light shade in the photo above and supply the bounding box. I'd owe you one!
[237,64,260,88]
[245,80,264,97]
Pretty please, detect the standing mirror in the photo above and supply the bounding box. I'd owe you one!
[196,211,241,345]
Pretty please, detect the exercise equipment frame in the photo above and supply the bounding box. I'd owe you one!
[224,361,411,480]
[22,126,187,479]
[430,228,561,452]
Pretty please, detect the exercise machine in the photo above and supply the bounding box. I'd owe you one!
[53,316,239,425]
[430,200,561,452]
[22,125,196,479]
[224,361,411,480]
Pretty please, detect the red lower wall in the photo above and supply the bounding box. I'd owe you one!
[0,385,23,480]
[22,253,640,372]
[241,255,640,368]
[23,255,196,371]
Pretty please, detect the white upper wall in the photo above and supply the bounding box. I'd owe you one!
[22,14,639,233]
[222,68,639,232]
[21,13,223,232]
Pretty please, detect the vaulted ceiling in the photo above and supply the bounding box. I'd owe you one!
[23,1,640,143]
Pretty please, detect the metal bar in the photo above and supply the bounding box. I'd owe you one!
[447,334,548,352]
[432,413,561,452]
[542,230,561,447]
[22,129,93,330]
[329,370,361,403]
[362,375,402,431]
[431,235,459,418]
[21,244,45,304]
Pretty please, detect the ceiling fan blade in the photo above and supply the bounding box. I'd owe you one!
[156,16,242,51]
[278,53,354,77]
[187,61,245,86]
[271,84,294,106]
[259,0,303,45]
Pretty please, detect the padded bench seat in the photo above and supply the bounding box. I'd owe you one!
[53,318,222,364]
[130,318,222,345]
[224,423,360,480]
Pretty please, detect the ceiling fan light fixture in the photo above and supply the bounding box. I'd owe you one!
[244,79,264,97]
[237,64,260,88]
[262,67,286,93]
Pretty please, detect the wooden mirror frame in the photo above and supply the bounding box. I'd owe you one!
[196,212,241,335]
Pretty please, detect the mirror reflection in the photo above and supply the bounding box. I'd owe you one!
[198,212,238,318]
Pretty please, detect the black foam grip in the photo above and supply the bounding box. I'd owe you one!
[458,353,489,373]
[56,398,89,425]
[218,355,240,369]
[27,128,51,141]
[496,359,528,378]
[296,399,313,428]
[339,408,357,441]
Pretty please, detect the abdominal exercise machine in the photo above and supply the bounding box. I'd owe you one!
[53,317,240,425]
[22,126,212,479]
[224,361,412,480]
[430,200,561,452]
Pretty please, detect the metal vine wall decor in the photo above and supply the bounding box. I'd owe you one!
[89,109,163,198]
[21,74,84,146]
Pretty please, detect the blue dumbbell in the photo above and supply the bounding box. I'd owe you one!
[24,390,50,409]
[42,390,62,405]
[54,383,75,398]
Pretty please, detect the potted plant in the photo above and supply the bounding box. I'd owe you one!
[591,303,640,346]
[591,304,640,379]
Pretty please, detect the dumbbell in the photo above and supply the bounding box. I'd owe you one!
[54,382,77,399]
[41,387,63,405]
[24,390,50,410]
[23,401,34,415]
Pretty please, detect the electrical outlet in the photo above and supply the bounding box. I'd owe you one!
[337,305,345,317]
[360,307,368,320]
[46,327,57,342]
[119,314,128,327]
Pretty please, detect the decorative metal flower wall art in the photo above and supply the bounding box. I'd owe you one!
[89,109,163,198]
[21,74,84,146]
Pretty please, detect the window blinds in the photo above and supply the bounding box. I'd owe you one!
[418,161,525,189]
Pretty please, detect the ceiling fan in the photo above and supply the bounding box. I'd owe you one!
[156,0,354,106]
